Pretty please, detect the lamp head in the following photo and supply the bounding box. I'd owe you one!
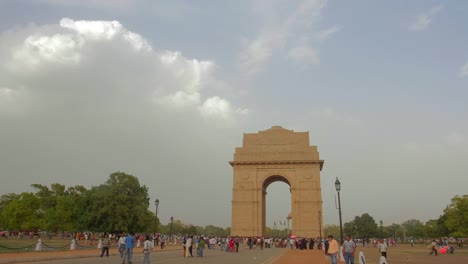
[334,177,341,191]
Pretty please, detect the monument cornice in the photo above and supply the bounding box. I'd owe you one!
[229,160,324,170]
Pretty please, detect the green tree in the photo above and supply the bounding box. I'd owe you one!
[402,219,425,238]
[1,192,45,230]
[344,221,356,237]
[31,183,87,232]
[324,224,340,239]
[0,193,20,226]
[353,213,378,239]
[444,195,468,237]
[84,172,153,232]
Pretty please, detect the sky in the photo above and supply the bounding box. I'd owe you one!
[0,0,467,229]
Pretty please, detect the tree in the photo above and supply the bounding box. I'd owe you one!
[401,219,425,238]
[0,193,20,226]
[324,224,340,239]
[1,192,45,230]
[344,221,356,237]
[353,213,378,239]
[444,195,468,237]
[84,172,153,232]
[31,183,86,232]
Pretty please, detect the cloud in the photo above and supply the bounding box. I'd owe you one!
[0,18,246,121]
[198,96,248,120]
[288,45,319,64]
[317,25,341,41]
[447,132,468,146]
[238,0,335,75]
[409,4,444,31]
[403,131,468,153]
[459,61,468,77]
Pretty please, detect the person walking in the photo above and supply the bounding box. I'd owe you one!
[185,236,193,257]
[100,234,110,257]
[327,235,339,264]
[429,239,438,256]
[342,235,356,264]
[119,234,126,258]
[378,239,388,259]
[198,237,205,257]
[125,232,135,264]
[143,235,152,264]
[235,236,240,252]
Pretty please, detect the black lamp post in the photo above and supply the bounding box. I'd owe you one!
[335,177,343,244]
[380,220,383,239]
[170,216,174,238]
[154,199,159,235]
[318,210,322,239]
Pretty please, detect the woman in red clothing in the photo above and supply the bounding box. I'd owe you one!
[229,238,235,252]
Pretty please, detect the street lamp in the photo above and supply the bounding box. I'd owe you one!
[170,216,174,238]
[318,210,322,239]
[154,199,159,235]
[380,220,383,239]
[335,177,343,244]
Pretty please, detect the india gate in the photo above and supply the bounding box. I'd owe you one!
[230,126,324,237]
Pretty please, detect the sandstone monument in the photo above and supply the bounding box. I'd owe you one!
[230,126,324,237]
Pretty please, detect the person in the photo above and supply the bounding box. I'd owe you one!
[143,235,152,264]
[378,239,388,259]
[70,238,76,250]
[235,236,240,252]
[429,239,438,256]
[185,235,193,257]
[378,256,388,264]
[327,235,339,264]
[35,236,42,252]
[125,232,135,263]
[160,235,165,249]
[100,234,110,257]
[198,237,205,257]
[229,237,235,252]
[118,234,126,258]
[342,235,356,264]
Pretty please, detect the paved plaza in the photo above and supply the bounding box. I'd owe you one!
[1,246,287,264]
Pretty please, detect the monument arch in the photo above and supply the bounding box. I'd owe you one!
[230,126,324,237]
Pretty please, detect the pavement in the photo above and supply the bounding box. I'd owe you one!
[0,245,330,264]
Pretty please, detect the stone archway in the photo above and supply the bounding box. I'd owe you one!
[229,126,324,237]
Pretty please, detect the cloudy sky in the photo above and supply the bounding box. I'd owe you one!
[1,0,467,229]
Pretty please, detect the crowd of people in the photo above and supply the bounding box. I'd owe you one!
[3,229,465,264]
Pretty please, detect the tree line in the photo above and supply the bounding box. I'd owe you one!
[0,172,229,236]
[324,195,467,240]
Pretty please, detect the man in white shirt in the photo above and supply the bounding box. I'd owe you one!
[378,239,388,259]
[118,234,126,258]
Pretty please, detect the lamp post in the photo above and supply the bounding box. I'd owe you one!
[170,216,174,238]
[380,220,383,239]
[154,199,159,235]
[318,210,322,239]
[335,177,343,244]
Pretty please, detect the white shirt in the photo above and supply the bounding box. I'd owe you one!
[379,242,387,252]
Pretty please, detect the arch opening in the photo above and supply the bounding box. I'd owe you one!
[264,179,291,237]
